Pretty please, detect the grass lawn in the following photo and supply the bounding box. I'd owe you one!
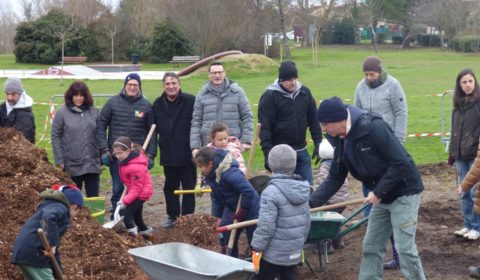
[0,45,477,176]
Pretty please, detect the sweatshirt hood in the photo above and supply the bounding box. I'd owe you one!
[6,91,33,114]
[40,189,70,208]
[207,149,239,183]
[266,79,303,99]
[270,174,310,205]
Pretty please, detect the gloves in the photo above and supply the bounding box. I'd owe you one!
[231,208,248,222]
[117,201,126,210]
[312,143,320,165]
[101,150,112,167]
[448,155,455,166]
[147,156,154,170]
[241,143,251,151]
[213,218,223,240]
[264,156,271,173]
[252,250,262,272]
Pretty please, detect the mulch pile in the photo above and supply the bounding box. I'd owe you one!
[0,128,145,280]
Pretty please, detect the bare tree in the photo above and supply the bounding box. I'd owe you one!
[0,2,18,53]
[312,0,336,63]
[105,23,117,64]
[278,0,292,59]
[50,17,80,85]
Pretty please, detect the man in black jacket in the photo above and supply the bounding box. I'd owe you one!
[258,61,322,184]
[310,97,425,279]
[153,72,196,228]
[1,77,35,143]
[97,73,156,219]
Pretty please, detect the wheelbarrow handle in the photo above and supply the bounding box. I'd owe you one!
[216,198,366,233]
[37,228,64,280]
[174,189,212,195]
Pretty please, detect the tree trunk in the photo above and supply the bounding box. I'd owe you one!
[278,0,291,59]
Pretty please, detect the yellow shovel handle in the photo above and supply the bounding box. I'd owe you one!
[174,189,212,195]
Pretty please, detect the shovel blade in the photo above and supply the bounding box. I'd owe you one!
[102,206,123,229]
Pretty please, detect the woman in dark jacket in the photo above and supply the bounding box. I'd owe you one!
[51,81,101,197]
[449,68,480,240]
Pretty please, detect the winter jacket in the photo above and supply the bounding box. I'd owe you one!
[204,149,259,219]
[152,91,195,166]
[310,105,423,206]
[119,151,153,205]
[0,92,35,143]
[190,79,253,149]
[315,159,350,205]
[354,74,407,143]
[258,80,322,157]
[51,105,100,176]
[208,136,246,174]
[96,90,156,157]
[251,174,310,266]
[449,101,480,161]
[12,189,71,269]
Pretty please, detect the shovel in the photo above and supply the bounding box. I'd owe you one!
[38,228,64,280]
[103,124,157,229]
[174,188,212,195]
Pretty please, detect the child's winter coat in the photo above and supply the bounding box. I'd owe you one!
[119,150,153,205]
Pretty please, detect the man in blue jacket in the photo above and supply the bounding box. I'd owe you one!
[310,97,425,279]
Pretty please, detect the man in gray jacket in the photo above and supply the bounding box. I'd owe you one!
[190,62,253,156]
[251,144,310,279]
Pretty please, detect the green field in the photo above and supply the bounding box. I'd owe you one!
[0,45,476,177]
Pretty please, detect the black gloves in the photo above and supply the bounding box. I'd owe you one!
[312,143,321,165]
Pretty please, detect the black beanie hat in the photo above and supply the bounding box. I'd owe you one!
[278,61,298,81]
[363,56,382,73]
[124,73,142,90]
[317,96,348,123]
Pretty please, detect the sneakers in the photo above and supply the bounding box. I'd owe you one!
[163,217,176,229]
[384,259,400,269]
[465,229,480,240]
[140,226,153,237]
[127,227,138,238]
[469,266,480,279]
[455,227,470,237]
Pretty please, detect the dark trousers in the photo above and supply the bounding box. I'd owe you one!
[163,164,196,218]
[219,207,256,258]
[123,199,148,231]
[253,259,298,280]
[71,173,100,197]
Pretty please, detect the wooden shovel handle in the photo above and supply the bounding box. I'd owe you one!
[37,228,64,280]
[226,195,243,255]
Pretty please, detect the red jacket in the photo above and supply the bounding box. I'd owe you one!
[119,151,153,205]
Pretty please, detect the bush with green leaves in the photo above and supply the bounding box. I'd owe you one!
[321,17,355,45]
[450,36,480,53]
[416,34,441,47]
[145,20,192,63]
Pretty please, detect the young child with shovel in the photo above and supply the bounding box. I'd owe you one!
[12,185,83,280]
[194,146,260,257]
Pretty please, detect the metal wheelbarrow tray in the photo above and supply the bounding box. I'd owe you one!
[128,242,255,280]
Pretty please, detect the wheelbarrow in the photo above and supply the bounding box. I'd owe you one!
[128,242,256,280]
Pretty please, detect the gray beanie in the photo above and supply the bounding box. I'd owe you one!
[4,77,24,94]
[268,144,297,174]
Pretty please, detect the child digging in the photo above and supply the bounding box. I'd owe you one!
[194,146,259,257]
[112,136,154,240]
[251,144,311,280]
[12,185,84,280]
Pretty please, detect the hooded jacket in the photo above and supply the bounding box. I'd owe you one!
[190,79,253,149]
[119,151,154,205]
[258,79,322,156]
[0,91,35,143]
[251,174,310,266]
[204,149,259,219]
[12,189,71,269]
[310,105,423,207]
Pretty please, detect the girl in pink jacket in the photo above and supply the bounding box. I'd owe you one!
[208,122,246,173]
[112,136,153,239]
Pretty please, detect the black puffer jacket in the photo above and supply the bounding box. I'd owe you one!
[96,90,156,157]
[0,102,35,143]
[449,102,480,161]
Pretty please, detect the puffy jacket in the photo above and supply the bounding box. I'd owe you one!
[258,80,322,156]
[251,174,310,266]
[51,105,100,176]
[119,151,153,205]
[354,74,407,143]
[96,90,156,157]
[204,149,259,218]
[449,101,480,161]
[315,159,350,205]
[190,80,253,149]
[12,190,71,269]
[310,105,423,206]
[207,136,246,174]
[0,93,35,143]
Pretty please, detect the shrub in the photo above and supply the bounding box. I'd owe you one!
[416,34,441,47]
[145,20,192,63]
[320,17,355,45]
[450,36,480,52]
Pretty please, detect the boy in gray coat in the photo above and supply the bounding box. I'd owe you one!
[251,144,310,280]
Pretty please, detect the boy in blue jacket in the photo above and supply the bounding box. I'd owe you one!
[12,185,84,280]
[194,147,260,257]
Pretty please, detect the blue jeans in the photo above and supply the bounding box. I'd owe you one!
[109,158,125,219]
[456,159,480,231]
[294,149,312,185]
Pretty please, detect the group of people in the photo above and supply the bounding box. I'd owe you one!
[5,55,480,280]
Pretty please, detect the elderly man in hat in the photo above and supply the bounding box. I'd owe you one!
[1,77,35,143]
[310,96,425,280]
[96,73,156,219]
[258,61,322,184]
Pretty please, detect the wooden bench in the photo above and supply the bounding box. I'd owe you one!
[61,56,88,64]
[169,56,200,67]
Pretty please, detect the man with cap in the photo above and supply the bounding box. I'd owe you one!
[258,61,322,184]
[96,73,156,219]
[190,61,253,156]
[1,77,35,143]
[354,56,407,269]
[310,97,425,280]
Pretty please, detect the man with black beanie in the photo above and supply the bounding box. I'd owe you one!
[258,61,322,184]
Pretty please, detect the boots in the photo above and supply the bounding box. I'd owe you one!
[127,227,138,238]
[140,226,154,245]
